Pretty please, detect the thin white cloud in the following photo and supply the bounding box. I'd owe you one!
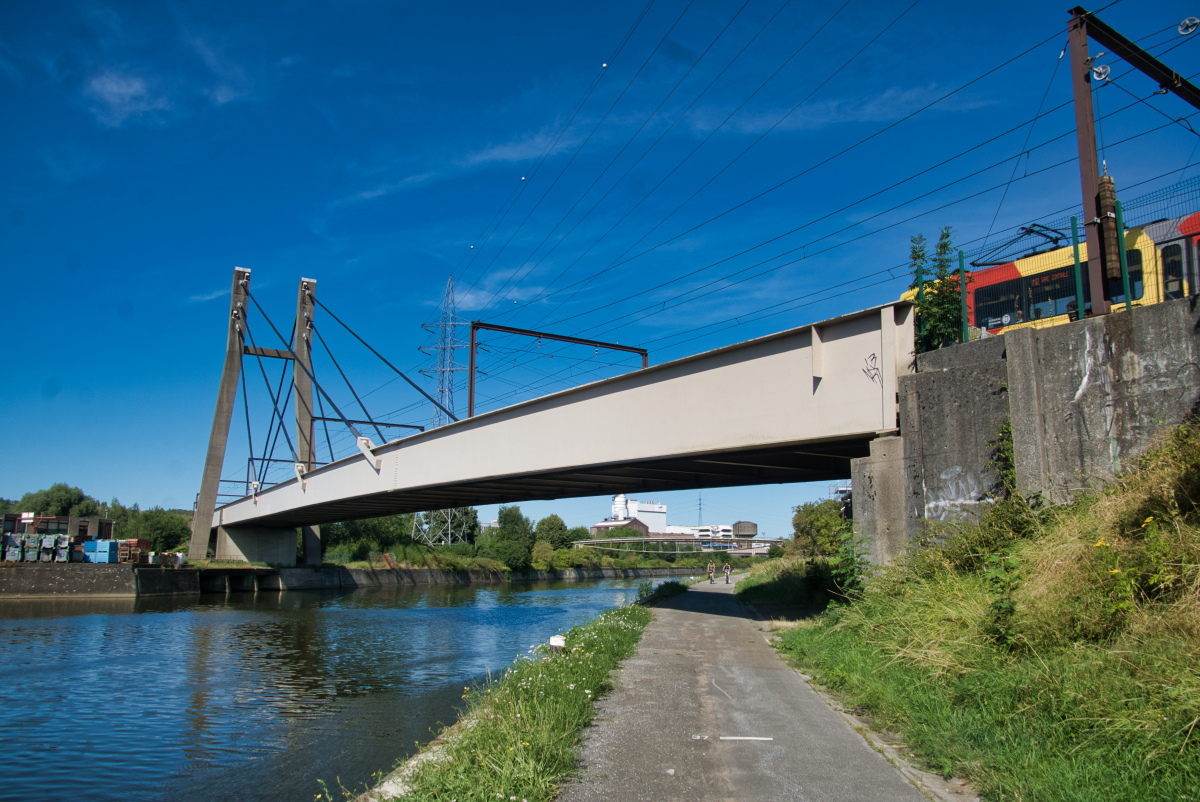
[186,33,251,105]
[189,287,230,302]
[85,70,171,127]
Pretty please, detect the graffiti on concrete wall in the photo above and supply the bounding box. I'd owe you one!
[924,465,990,521]
[862,353,880,385]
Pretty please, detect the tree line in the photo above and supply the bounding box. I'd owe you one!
[0,483,191,552]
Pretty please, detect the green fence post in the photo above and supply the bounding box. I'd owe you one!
[958,249,969,343]
[1115,200,1133,312]
[1071,216,1086,321]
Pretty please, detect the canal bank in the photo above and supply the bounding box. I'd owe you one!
[0,563,702,598]
[0,576,651,802]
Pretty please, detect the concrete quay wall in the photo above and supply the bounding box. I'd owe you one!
[0,565,201,598]
[266,565,702,591]
[855,296,1200,564]
[0,563,701,597]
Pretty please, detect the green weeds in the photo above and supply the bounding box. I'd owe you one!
[775,421,1200,800]
[396,604,653,801]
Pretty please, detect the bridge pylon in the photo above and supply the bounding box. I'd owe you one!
[189,267,251,559]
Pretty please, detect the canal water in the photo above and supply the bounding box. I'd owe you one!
[0,577,662,802]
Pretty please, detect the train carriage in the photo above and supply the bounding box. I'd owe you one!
[902,211,1200,336]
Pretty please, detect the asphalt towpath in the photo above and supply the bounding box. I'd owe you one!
[557,576,931,802]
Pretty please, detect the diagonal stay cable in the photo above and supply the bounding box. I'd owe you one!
[239,355,254,492]
[244,291,366,444]
[313,366,336,466]
[243,318,299,465]
[254,330,294,485]
[310,295,457,421]
[312,323,387,443]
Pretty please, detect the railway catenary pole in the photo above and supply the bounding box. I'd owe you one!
[189,267,251,559]
[1067,7,1200,317]
[294,278,321,565]
[1068,8,1111,317]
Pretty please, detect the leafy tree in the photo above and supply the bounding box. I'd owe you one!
[531,540,554,570]
[567,525,590,544]
[909,226,969,353]
[768,543,785,559]
[17,484,100,517]
[791,498,846,558]
[0,498,14,515]
[496,505,534,551]
[534,514,571,549]
[322,513,415,554]
[490,539,531,571]
[138,508,191,552]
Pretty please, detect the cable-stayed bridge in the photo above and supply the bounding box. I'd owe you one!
[189,267,913,564]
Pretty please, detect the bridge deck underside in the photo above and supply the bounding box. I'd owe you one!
[233,438,868,529]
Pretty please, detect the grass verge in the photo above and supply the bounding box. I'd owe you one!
[774,422,1200,800]
[392,603,653,801]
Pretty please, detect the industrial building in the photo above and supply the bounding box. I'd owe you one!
[1,513,114,539]
[592,495,755,539]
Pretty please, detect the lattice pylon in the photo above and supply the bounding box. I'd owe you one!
[415,277,470,545]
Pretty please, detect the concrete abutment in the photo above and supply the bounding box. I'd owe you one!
[857,296,1200,562]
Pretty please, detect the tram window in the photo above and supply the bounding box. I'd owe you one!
[974,277,1023,328]
[1109,249,1145,303]
[1163,243,1185,300]
[1027,267,1076,320]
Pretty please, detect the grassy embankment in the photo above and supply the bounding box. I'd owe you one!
[383,600,657,801]
[740,423,1200,800]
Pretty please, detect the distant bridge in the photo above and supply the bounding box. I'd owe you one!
[190,268,913,564]
[573,537,786,555]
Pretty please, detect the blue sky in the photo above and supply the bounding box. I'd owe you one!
[3,0,1199,537]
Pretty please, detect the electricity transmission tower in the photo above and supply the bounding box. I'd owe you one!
[414,277,471,546]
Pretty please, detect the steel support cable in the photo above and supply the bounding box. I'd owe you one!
[644,157,1200,353]
[313,366,336,466]
[253,328,294,479]
[980,40,1069,254]
[309,295,457,421]
[261,381,295,486]
[453,0,658,294]
[244,291,366,444]
[474,0,756,315]
[1101,76,1200,135]
[586,123,1171,340]
[311,323,387,444]
[529,0,923,322]
[471,0,701,314]
[237,357,252,489]
[496,0,859,324]
[243,318,300,465]
[498,25,1068,322]
[484,0,798,329]
[555,96,1188,340]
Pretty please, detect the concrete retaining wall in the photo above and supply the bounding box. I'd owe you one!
[0,565,201,598]
[265,565,701,591]
[855,296,1200,563]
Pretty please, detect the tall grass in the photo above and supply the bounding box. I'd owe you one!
[778,422,1200,800]
[395,604,653,801]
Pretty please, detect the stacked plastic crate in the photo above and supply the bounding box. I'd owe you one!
[84,540,119,563]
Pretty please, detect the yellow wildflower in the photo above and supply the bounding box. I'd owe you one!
[1093,538,1108,547]
[1110,569,1122,574]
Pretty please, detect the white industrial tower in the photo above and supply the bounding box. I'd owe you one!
[414,277,471,545]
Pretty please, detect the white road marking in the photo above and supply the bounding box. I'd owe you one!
[719,736,774,741]
[711,678,733,700]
